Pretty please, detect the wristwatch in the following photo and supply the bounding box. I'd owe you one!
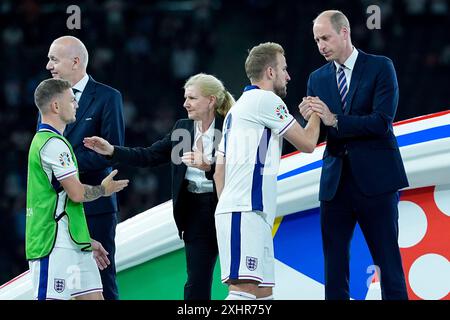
[332,114,338,129]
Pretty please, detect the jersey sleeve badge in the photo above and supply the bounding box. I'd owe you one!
[275,105,289,120]
[58,152,72,167]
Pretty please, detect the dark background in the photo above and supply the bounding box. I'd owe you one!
[0,0,448,284]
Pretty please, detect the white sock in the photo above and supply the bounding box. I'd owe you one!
[225,291,256,300]
[257,294,274,300]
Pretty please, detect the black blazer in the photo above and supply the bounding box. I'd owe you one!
[111,117,224,238]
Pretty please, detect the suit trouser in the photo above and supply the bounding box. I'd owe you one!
[86,212,119,300]
[320,158,408,300]
[183,191,218,300]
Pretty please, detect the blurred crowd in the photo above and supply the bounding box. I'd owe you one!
[0,0,448,284]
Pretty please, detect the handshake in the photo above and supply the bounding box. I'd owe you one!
[299,96,337,127]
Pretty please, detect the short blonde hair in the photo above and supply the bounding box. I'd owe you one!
[245,42,285,82]
[184,73,235,117]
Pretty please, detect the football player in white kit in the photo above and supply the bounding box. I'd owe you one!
[27,79,129,300]
[214,42,320,300]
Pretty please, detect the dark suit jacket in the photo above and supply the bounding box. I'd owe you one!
[111,117,223,239]
[306,50,408,201]
[64,76,125,215]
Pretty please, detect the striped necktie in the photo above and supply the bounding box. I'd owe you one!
[337,65,348,110]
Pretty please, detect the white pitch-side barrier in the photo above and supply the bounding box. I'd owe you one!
[1,111,449,300]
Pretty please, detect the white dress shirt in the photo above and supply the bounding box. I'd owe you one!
[334,47,359,87]
[72,74,89,102]
[185,119,215,193]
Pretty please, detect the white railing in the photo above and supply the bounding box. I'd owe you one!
[1,111,449,300]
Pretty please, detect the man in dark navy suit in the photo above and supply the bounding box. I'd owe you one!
[300,10,409,300]
[46,36,125,300]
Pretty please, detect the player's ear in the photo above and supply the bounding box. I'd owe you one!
[50,100,59,113]
[265,66,274,80]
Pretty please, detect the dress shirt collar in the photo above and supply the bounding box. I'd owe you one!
[195,118,215,137]
[334,47,359,72]
[72,73,90,94]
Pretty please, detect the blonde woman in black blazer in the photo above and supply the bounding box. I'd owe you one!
[84,73,234,300]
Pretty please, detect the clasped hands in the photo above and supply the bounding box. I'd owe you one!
[299,96,336,127]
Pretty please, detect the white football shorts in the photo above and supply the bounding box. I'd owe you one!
[29,247,103,300]
[215,211,275,287]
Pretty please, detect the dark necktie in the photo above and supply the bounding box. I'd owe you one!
[337,65,348,110]
[72,88,80,101]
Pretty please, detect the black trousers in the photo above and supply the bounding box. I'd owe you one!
[86,212,119,300]
[182,191,218,300]
[320,158,408,300]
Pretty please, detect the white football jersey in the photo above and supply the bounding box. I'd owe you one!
[215,87,295,226]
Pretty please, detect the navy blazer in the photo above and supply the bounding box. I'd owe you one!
[64,76,125,215]
[307,50,408,201]
[111,117,223,238]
